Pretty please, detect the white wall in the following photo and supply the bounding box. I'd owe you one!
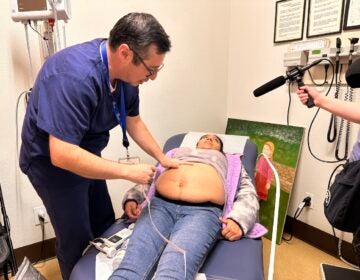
[0,0,230,248]
[228,0,360,241]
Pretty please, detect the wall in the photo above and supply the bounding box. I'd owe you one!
[228,0,360,242]
[0,0,230,248]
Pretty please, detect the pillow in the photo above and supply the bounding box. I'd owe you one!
[180,132,249,154]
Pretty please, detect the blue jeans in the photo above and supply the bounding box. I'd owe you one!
[110,196,222,280]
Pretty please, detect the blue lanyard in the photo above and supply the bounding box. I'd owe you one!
[100,41,129,149]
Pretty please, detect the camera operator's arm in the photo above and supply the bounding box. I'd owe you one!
[297,86,360,124]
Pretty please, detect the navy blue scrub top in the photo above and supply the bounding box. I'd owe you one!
[20,38,140,173]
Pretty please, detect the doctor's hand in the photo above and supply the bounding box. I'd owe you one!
[296,86,322,107]
[124,164,156,185]
[124,201,142,220]
[159,155,180,169]
[220,217,243,241]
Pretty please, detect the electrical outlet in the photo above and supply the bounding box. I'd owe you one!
[33,206,50,225]
[305,192,315,209]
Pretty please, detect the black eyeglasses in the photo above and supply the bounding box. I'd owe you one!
[131,49,164,78]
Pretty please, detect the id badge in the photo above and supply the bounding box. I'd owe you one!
[118,156,140,165]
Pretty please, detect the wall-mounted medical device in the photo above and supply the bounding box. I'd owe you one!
[283,39,330,67]
[307,45,360,65]
[284,38,360,73]
[307,48,333,64]
[10,0,71,22]
[283,51,308,67]
[288,38,330,52]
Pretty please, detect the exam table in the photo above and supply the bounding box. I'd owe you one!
[70,133,264,280]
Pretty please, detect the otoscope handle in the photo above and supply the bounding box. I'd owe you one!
[297,78,314,108]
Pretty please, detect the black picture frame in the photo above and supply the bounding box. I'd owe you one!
[343,0,360,30]
[307,0,345,38]
[274,0,306,43]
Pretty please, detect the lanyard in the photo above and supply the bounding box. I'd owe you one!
[100,41,130,151]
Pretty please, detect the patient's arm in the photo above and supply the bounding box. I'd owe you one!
[122,184,150,219]
[226,166,259,235]
[220,217,243,241]
[124,201,142,220]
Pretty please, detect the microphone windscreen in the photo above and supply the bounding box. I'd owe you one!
[253,76,286,97]
[346,58,360,88]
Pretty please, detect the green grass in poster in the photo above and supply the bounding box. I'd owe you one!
[259,187,289,242]
[226,118,304,244]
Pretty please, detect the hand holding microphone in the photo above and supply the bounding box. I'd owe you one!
[253,59,324,108]
[296,86,320,107]
[295,77,315,108]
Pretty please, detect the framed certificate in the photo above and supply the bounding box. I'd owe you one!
[343,0,360,30]
[307,0,345,37]
[274,0,306,43]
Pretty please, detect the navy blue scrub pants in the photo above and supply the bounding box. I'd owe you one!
[26,158,115,280]
[354,228,360,267]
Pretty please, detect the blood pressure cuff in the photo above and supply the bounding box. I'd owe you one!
[324,160,360,232]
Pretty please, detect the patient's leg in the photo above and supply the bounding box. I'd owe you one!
[110,196,177,280]
[155,205,222,280]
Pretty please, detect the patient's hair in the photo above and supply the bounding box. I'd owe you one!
[217,136,224,154]
[109,12,171,64]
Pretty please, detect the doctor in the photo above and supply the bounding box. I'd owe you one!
[19,12,178,279]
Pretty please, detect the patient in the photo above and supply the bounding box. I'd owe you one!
[110,134,259,280]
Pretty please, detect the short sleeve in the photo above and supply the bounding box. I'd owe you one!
[36,74,98,145]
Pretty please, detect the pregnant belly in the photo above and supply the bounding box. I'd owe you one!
[155,163,225,205]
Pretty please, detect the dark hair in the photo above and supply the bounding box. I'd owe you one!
[215,135,224,154]
[109,13,171,64]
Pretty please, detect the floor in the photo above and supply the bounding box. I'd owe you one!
[6,236,354,280]
[262,237,352,280]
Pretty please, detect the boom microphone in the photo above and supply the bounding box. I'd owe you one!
[253,59,324,107]
[253,76,286,97]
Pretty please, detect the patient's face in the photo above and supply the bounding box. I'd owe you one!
[196,134,222,151]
